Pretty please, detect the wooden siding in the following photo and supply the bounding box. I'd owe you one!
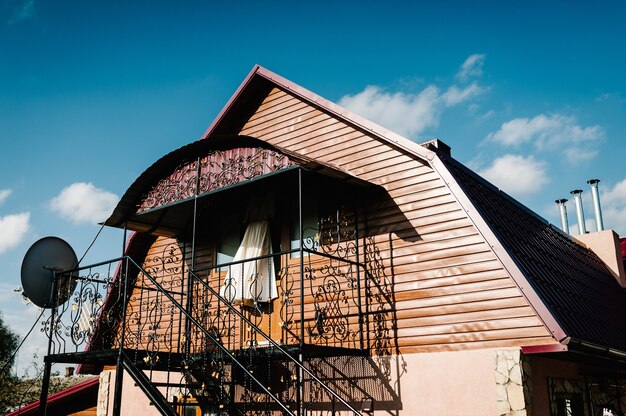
[239,87,556,353]
[120,237,190,352]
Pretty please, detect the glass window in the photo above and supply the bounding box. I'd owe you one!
[217,211,242,265]
[290,196,319,257]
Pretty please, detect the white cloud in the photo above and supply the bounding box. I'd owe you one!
[487,114,604,148]
[456,54,486,83]
[0,212,30,254]
[562,147,599,164]
[485,114,604,162]
[600,178,626,236]
[339,85,443,138]
[338,54,490,138]
[50,182,119,225]
[339,82,486,138]
[478,154,549,197]
[0,189,12,205]
[442,82,487,106]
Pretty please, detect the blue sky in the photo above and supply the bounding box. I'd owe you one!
[2,0,626,375]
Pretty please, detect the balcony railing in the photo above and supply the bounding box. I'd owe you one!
[42,220,366,414]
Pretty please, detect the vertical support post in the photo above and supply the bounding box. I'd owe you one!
[39,274,58,416]
[191,157,201,273]
[298,168,305,416]
[354,207,364,351]
[112,255,130,416]
[185,157,201,358]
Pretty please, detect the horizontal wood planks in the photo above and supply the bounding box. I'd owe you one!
[238,87,555,352]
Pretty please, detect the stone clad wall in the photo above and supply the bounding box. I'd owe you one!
[495,349,532,416]
[97,370,111,416]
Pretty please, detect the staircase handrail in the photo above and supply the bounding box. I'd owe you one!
[123,257,298,416]
[188,268,362,415]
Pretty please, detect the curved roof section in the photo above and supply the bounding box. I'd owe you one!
[105,135,373,228]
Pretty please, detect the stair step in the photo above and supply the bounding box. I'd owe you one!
[149,381,202,388]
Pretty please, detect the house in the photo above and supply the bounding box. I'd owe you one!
[34,66,626,416]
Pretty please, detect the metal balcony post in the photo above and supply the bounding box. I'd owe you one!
[185,157,201,358]
[113,255,130,416]
[38,273,58,416]
[298,168,305,415]
[354,208,364,351]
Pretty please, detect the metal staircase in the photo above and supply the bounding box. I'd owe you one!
[39,243,366,415]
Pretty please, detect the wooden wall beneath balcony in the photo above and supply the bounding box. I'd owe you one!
[237,87,558,354]
[120,236,216,352]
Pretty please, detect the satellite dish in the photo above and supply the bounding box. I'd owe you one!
[21,237,78,308]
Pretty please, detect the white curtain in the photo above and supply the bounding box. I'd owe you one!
[219,220,278,304]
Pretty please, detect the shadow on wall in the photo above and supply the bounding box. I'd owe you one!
[363,188,415,413]
[305,355,404,413]
[295,226,408,413]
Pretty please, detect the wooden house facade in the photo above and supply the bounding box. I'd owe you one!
[36,66,626,416]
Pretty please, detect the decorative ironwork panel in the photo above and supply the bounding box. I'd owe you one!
[138,147,296,212]
[587,377,626,416]
[198,147,295,194]
[139,159,199,212]
[125,242,186,356]
[547,377,626,416]
[45,260,121,355]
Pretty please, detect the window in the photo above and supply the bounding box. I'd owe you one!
[555,395,585,416]
[290,195,319,257]
[549,378,587,416]
[216,211,242,265]
[220,220,278,304]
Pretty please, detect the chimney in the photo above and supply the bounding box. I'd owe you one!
[420,139,451,156]
[587,179,604,232]
[555,199,570,234]
[577,230,626,288]
[570,189,586,235]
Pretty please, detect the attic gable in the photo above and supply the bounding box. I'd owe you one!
[201,65,435,165]
[197,66,561,351]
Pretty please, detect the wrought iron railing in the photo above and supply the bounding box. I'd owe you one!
[46,246,364,414]
[45,256,186,357]
[189,248,363,352]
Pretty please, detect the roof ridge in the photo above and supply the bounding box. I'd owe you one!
[202,65,436,164]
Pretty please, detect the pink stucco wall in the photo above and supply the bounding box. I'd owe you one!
[398,350,498,415]
[105,369,188,415]
[101,350,504,415]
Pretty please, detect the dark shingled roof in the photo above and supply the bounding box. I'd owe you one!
[440,154,626,352]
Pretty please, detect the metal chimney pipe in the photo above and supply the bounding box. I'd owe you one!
[555,199,570,234]
[587,179,604,232]
[570,189,586,235]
